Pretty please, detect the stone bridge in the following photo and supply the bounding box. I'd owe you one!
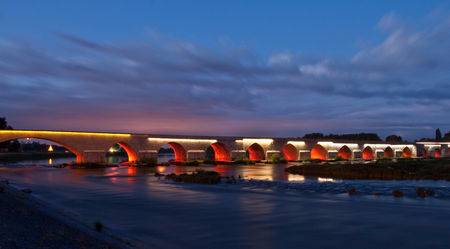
[0,129,446,163]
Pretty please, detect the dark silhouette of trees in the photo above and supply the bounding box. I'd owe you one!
[303,133,381,141]
[0,117,16,152]
[386,135,403,143]
[0,117,13,130]
[302,133,324,139]
[444,131,450,141]
[436,128,442,141]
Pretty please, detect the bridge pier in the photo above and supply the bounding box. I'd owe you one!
[82,151,107,163]
[187,150,206,161]
[138,150,158,162]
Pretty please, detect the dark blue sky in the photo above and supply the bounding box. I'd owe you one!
[1,1,450,140]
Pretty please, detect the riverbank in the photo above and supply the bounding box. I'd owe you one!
[0,179,140,249]
[0,152,75,162]
[286,158,450,180]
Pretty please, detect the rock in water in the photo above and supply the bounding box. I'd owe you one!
[416,187,435,198]
[21,188,32,194]
[347,188,357,196]
[392,190,404,198]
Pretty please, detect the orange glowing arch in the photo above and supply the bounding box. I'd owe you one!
[167,142,187,162]
[283,144,298,161]
[311,144,327,160]
[247,143,265,161]
[384,147,394,158]
[402,147,412,158]
[0,137,84,163]
[210,142,231,162]
[114,142,139,162]
[362,146,374,160]
[337,145,352,160]
[434,149,442,158]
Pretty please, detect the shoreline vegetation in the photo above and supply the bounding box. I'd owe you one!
[286,158,450,181]
[165,170,222,184]
[0,179,139,249]
[0,152,75,162]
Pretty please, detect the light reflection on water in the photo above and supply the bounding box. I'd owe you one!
[0,156,308,182]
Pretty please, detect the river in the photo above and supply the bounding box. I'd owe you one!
[1,157,450,249]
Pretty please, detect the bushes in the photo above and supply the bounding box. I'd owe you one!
[165,170,221,184]
[202,159,216,165]
[135,157,157,167]
[268,155,288,164]
[285,158,450,180]
[231,159,256,165]
[183,160,201,166]
[169,160,201,166]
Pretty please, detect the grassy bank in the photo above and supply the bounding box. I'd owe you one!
[285,158,450,180]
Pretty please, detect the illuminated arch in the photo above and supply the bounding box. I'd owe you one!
[434,148,441,158]
[384,147,394,158]
[283,144,298,161]
[311,144,327,160]
[362,146,374,160]
[168,142,187,162]
[337,145,352,160]
[247,143,265,161]
[109,142,139,162]
[0,137,83,163]
[402,147,412,158]
[210,142,231,162]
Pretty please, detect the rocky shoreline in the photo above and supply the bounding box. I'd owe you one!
[0,179,143,249]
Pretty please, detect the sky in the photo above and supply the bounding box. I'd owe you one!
[1,0,450,140]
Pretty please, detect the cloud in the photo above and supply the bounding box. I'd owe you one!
[1,12,450,139]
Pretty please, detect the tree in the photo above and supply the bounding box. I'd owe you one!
[303,132,381,141]
[436,128,442,141]
[0,117,13,130]
[0,117,15,152]
[444,131,450,141]
[303,133,324,139]
[386,135,403,143]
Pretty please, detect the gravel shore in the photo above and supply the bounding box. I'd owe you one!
[0,180,137,249]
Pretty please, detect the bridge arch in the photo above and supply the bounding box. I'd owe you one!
[106,142,139,163]
[247,143,265,161]
[0,136,83,163]
[384,147,394,158]
[209,142,231,162]
[433,148,441,158]
[283,144,298,161]
[362,146,374,160]
[402,147,412,158]
[337,145,352,160]
[311,144,327,160]
[167,142,187,162]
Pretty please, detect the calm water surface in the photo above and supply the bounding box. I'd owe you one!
[1,157,450,249]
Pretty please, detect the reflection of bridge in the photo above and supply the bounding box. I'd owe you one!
[0,130,447,163]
